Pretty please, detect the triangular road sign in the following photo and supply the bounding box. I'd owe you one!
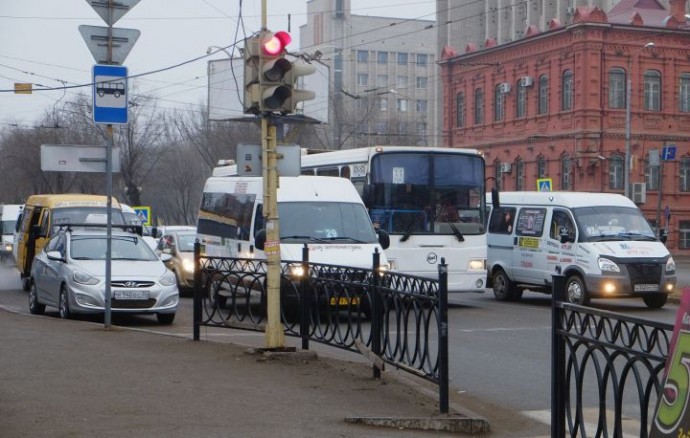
[85,0,141,26]
[79,25,140,65]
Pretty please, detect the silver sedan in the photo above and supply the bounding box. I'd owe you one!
[29,227,179,324]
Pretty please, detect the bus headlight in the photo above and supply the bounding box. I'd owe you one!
[468,259,486,271]
[598,257,620,273]
[387,259,398,271]
[666,257,676,273]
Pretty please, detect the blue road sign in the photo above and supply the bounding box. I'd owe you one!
[132,206,151,226]
[536,178,552,192]
[93,64,128,124]
[662,144,676,161]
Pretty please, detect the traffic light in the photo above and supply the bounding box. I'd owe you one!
[258,31,292,112]
[243,34,261,114]
[282,60,316,114]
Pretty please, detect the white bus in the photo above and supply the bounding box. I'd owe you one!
[297,146,487,293]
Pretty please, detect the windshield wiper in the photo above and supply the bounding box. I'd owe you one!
[447,222,465,242]
[617,232,657,241]
[400,215,425,243]
[281,235,330,243]
[324,236,366,243]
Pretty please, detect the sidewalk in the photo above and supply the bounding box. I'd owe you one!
[1,308,518,437]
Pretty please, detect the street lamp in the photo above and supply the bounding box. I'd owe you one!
[624,41,654,199]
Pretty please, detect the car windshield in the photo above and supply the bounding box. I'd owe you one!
[573,206,657,242]
[176,233,197,252]
[278,202,378,243]
[70,235,158,261]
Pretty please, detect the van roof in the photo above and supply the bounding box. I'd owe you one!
[25,194,121,208]
[204,175,363,204]
[488,191,637,209]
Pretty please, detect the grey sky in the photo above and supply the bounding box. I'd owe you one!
[0,0,435,127]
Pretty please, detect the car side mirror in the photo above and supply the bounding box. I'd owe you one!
[377,229,390,250]
[46,251,65,262]
[254,229,266,251]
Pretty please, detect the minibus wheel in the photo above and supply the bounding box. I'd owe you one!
[492,268,521,301]
[565,275,590,306]
[642,293,667,309]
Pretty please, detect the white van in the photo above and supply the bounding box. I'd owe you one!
[197,175,389,270]
[486,191,676,308]
[0,204,23,259]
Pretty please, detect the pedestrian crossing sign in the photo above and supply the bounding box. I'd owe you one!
[536,178,552,192]
[132,206,151,226]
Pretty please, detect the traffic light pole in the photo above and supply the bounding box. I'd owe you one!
[262,112,285,349]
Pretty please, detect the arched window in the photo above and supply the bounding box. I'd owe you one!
[516,80,527,118]
[538,75,549,115]
[680,73,690,112]
[456,92,465,128]
[681,157,690,192]
[608,155,624,190]
[537,155,547,178]
[561,70,573,111]
[645,154,659,191]
[515,159,525,191]
[561,154,572,190]
[474,88,484,125]
[644,70,661,111]
[609,68,626,109]
[494,84,505,122]
[494,160,503,190]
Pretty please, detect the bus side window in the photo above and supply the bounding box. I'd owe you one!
[340,166,351,179]
[253,204,264,238]
[39,209,50,237]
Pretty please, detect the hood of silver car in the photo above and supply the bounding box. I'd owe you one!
[75,260,169,279]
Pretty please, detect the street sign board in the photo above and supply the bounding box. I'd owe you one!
[40,144,121,173]
[93,64,128,124]
[662,144,677,161]
[79,25,140,65]
[237,143,301,176]
[85,0,141,26]
[536,178,552,192]
[132,206,151,226]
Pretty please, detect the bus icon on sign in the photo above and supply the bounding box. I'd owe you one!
[96,81,125,98]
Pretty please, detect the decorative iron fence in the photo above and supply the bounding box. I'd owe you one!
[191,243,449,413]
[551,274,674,437]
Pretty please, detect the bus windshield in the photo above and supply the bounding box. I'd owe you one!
[368,152,485,235]
[278,202,378,243]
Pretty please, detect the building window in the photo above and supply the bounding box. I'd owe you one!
[681,157,690,192]
[538,74,548,115]
[516,81,526,118]
[474,88,484,125]
[680,73,690,112]
[357,73,368,86]
[494,84,505,122]
[609,68,626,109]
[375,121,388,134]
[561,154,572,190]
[377,74,388,87]
[415,99,427,112]
[495,161,503,191]
[377,51,388,64]
[680,220,690,249]
[416,77,428,89]
[456,92,465,128]
[397,52,408,65]
[378,98,388,111]
[416,122,426,136]
[357,50,369,63]
[396,99,408,112]
[537,156,546,179]
[515,159,525,191]
[608,155,624,190]
[645,156,659,191]
[396,75,408,88]
[416,54,428,67]
[561,70,573,111]
[644,70,661,111]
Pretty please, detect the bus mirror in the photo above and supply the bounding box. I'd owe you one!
[377,229,390,250]
[491,187,500,209]
[31,224,46,239]
[254,229,267,251]
[362,184,374,208]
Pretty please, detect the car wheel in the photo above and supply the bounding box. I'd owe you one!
[565,275,590,306]
[29,282,45,315]
[643,293,667,309]
[59,287,72,319]
[157,313,175,324]
[492,268,521,301]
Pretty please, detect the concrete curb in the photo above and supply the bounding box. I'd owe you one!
[345,415,490,434]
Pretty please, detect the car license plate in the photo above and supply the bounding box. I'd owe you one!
[329,296,360,306]
[114,289,149,300]
[634,284,659,292]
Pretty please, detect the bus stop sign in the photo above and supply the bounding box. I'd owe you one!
[93,64,128,124]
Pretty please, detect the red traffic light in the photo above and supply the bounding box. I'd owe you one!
[261,31,291,57]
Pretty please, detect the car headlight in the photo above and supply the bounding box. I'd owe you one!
[666,257,676,273]
[182,258,195,273]
[289,265,305,278]
[598,257,620,273]
[160,270,177,286]
[73,271,99,285]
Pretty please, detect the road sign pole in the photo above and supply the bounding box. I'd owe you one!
[655,143,665,239]
[104,125,113,327]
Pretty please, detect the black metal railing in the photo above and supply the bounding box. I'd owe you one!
[192,242,449,413]
[551,274,674,437]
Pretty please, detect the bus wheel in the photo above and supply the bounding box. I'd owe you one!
[493,268,519,301]
[643,293,667,309]
[565,275,590,306]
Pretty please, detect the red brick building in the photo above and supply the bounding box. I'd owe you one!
[440,0,690,255]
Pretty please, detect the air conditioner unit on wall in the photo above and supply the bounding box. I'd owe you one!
[520,76,533,87]
[632,182,646,204]
[499,162,512,173]
[499,83,511,94]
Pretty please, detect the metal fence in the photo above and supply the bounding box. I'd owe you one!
[551,274,674,437]
[191,243,449,413]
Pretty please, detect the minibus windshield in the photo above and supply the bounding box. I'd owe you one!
[573,206,657,242]
[52,207,126,230]
[278,202,378,243]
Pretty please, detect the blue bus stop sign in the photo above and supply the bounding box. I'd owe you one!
[662,144,676,161]
[93,64,128,124]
